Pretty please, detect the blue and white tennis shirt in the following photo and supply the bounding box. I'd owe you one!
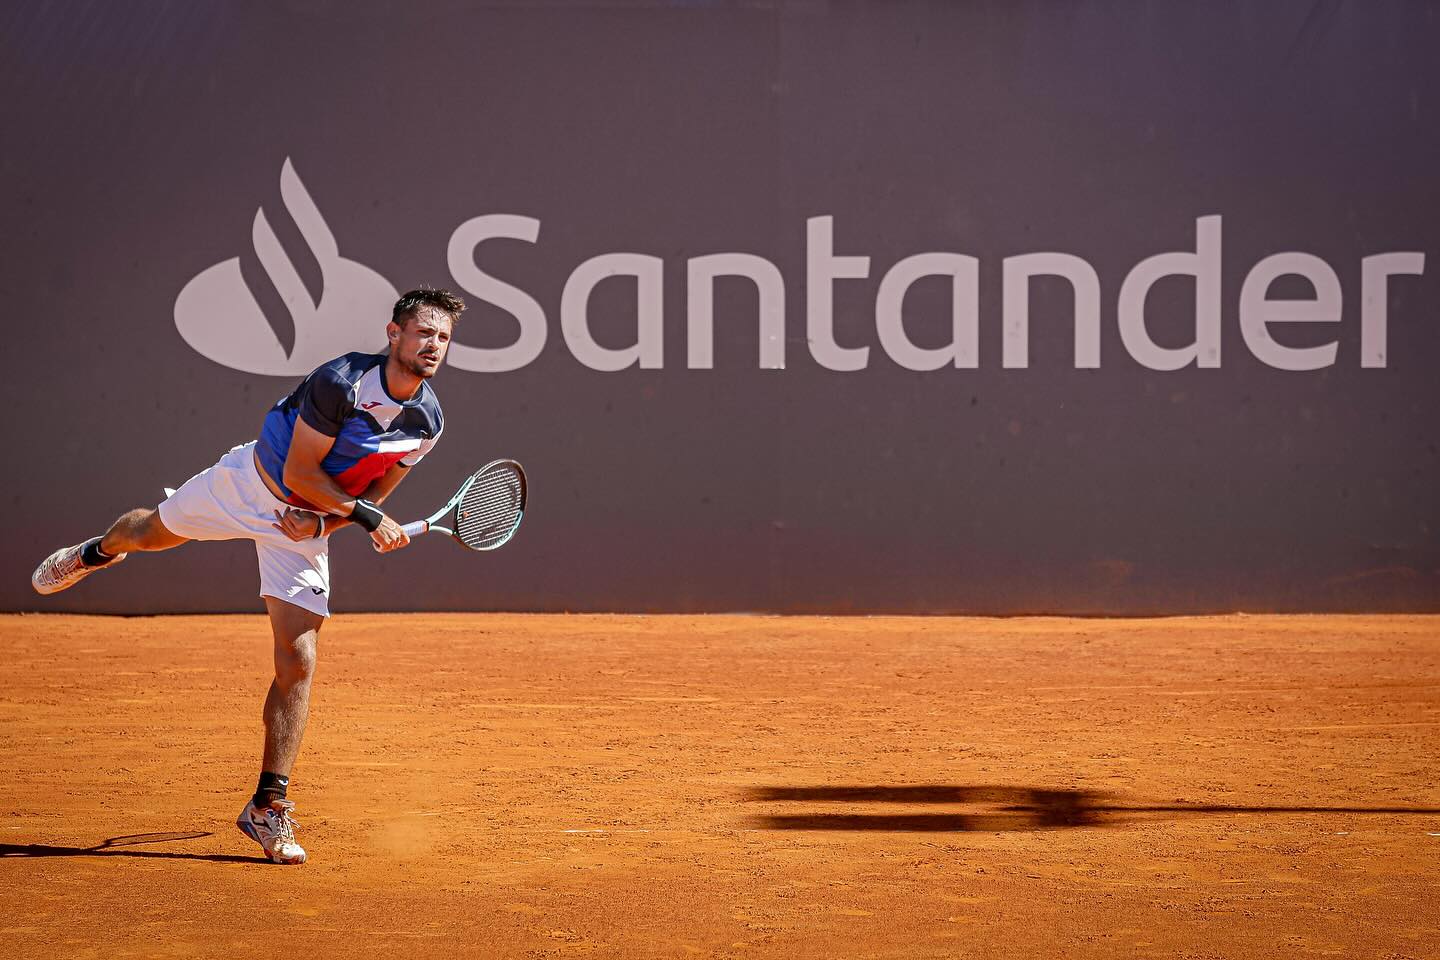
[257,352,444,508]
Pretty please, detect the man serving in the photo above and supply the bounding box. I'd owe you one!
[31,288,464,864]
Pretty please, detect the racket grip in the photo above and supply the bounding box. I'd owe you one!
[400,521,428,538]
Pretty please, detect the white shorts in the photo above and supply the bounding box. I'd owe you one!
[157,442,332,617]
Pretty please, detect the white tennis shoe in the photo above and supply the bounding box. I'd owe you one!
[31,538,127,595]
[237,798,307,864]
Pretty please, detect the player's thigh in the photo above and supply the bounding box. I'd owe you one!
[256,539,331,620]
[158,445,269,542]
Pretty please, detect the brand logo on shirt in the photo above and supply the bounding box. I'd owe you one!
[174,159,398,376]
[359,400,384,410]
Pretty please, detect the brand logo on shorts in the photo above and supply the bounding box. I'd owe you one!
[174,159,398,376]
[310,587,325,596]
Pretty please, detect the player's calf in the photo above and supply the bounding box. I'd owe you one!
[100,507,187,554]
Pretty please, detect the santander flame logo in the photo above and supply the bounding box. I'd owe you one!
[174,159,397,375]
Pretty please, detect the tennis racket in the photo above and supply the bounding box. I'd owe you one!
[399,459,527,550]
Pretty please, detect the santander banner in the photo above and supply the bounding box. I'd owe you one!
[180,162,1424,377]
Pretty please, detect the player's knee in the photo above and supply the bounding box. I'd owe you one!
[103,508,155,554]
[135,507,188,551]
[276,634,318,688]
[114,507,151,532]
[122,507,161,541]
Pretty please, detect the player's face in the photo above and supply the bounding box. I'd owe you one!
[390,307,454,379]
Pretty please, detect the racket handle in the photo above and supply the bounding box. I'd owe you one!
[400,520,428,538]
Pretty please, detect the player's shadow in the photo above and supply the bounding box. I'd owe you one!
[746,785,1440,832]
[0,831,260,863]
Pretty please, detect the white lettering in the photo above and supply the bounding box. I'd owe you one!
[686,253,786,370]
[875,253,979,370]
[431,212,1418,375]
[1118,215,1222,371]
[806,216,871,371]
[1361,252,1426,368]
[1002,253,1102,369]
[1239,253,1342,371]
[445,214,548,372]
[561,252,664,371]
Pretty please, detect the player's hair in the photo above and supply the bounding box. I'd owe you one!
[392,288,466,327]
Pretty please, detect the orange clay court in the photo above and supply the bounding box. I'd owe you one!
[2,612,1437,958]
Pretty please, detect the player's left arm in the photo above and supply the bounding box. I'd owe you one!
[272,462,413,540]
[316,462,412,535]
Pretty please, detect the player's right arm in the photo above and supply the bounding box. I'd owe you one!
[283,417,409,552]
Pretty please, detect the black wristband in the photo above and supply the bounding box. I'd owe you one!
[349,499,384,532]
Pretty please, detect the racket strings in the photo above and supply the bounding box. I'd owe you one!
[454,470,523,549]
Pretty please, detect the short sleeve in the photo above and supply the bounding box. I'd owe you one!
[400,427,441,467]
[297,366,353,437]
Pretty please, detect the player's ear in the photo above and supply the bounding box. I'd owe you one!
[386,320,400,346]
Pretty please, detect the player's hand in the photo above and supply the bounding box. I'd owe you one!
[370,514,411,553]
[272,508,323,542]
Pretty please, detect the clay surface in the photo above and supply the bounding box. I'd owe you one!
[3,613,1437,957]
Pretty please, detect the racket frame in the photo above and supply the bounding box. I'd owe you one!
[400,459,526,551]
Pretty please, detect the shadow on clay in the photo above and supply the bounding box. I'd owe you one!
[745,785,1440,832]
[0,830,261,863]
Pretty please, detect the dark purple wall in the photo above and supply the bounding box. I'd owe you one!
[4,2,1437,614]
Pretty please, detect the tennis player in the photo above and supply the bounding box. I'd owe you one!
[30,288,464,864]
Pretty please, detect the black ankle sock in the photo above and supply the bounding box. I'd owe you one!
[80,540,116,567]
[253,771,289,809]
